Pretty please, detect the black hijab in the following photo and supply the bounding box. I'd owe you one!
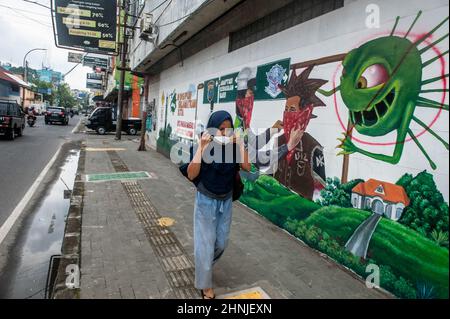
[199,111,237,195]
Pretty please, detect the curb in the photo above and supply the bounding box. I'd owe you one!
[51,142,86,299]
[71,118,84,134]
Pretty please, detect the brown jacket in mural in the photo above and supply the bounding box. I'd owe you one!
[274,132,326,200]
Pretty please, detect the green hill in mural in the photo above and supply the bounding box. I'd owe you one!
[304,206,371,241]
[240,175,320,227]
[304,206,449,298]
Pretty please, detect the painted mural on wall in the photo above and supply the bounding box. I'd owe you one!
[157,10,449,299]
[157,84,200,156]
[321,11,449,171]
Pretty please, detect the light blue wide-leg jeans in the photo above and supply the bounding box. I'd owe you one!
[194,191,233,290]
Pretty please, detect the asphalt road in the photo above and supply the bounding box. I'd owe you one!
[0,115,81,226]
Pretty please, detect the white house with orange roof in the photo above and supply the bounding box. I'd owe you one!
[351,179,411,221]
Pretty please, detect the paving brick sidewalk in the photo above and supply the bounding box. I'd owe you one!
[79,134,390,299]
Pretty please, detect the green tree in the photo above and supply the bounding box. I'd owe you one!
[397,171,449,244]
[317,177,364,207]
[9,66,38,82]
[31,79,54,105]
[55,83,76,109]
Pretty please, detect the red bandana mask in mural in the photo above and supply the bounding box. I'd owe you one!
[283,104,314,165]
[236,96,255,129]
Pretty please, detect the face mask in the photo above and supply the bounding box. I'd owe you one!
[213,136,232,145]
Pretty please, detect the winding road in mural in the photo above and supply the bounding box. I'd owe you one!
[345,213,382,259]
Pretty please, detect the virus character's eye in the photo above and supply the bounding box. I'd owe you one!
[357,64,389,89]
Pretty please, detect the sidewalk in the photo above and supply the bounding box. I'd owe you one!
[78,133,390,299]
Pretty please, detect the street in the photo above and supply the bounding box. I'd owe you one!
[0,0,447,304]
[0,115,81,226]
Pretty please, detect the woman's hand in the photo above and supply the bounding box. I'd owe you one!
[188,133,211,181]
[201,132,212,150]
[232,129,244,146]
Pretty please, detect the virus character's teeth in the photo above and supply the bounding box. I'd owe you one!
[385,90,395,106]
[354,111,363,125]
[363,107,378,127]
[376,100,389,118]
[353,89,396,128]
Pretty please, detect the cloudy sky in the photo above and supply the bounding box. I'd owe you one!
[0,0,99,90]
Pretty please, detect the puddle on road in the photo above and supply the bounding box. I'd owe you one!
[0,150,79,299]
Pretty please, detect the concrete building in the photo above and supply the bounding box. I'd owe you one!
[126,0,449,200]
[0,67,31,106]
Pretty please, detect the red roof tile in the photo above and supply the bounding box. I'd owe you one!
[352,179,410,206]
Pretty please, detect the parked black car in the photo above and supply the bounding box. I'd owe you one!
[45,107,69,125]
[85,107,141,135]
[0,100,25,140]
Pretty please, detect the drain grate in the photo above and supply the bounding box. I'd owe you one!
[106,151,200,299]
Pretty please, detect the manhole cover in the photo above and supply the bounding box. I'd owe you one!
[86,171,154,182]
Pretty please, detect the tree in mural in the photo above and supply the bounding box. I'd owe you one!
[319,12,449,170]
[170,90,177,114]
[396,171,449,245]
[317,177,364,208]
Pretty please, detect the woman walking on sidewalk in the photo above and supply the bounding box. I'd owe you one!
[187,111,251,299]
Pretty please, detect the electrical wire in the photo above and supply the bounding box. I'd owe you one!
[149,0,171,13]
[158,12,191,27]
[22,0,51,10]
[154,0,173,24]
[0,5,52,28]
[64,53,90,77]
[157,0,215,27]
[0,4,50,17]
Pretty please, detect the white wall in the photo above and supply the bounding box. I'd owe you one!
[130,0,208,70]
[148,0,449,200]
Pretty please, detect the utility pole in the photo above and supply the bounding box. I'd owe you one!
[22,48,46,109]
[115,0,129,140]
[138,76,149,151]
[22,61,28,109]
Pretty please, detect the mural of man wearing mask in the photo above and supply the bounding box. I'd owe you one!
[234,67,303,178]
[241,65,328,200]
[275,65,328,200]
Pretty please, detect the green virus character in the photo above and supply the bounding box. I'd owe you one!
[320,12,449,170]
